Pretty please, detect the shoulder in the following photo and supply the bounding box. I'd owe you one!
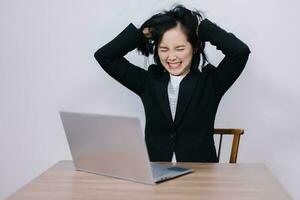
[201,63,216,73]
[148,64,165,75]
[197,63,219,81]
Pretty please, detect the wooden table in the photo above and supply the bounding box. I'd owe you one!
[7,160,291,200]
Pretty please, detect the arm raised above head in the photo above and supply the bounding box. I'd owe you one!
[198,19,251,95]
[94,23,147,96]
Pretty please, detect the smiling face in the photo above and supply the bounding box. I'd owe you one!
[158,24,195,76]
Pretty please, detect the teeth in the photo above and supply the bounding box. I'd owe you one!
[168,62,181,68]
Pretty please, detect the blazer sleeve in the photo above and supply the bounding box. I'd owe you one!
[94,23,147,97]
[198,19,251,96]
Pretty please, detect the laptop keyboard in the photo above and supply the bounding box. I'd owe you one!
[150,163,191,178]
[151,163,171,178]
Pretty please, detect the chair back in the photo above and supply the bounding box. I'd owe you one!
[214,128,244,163]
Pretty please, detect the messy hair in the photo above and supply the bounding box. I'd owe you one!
[137,4,208,72]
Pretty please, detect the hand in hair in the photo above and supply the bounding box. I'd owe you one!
[142,27,152,39]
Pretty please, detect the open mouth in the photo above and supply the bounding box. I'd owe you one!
[168,62,182,69]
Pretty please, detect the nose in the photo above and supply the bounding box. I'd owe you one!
[167,54,178,62]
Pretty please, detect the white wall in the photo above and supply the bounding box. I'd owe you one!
[1,0,299,199]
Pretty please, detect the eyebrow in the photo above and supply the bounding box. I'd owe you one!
[159,45,186,48]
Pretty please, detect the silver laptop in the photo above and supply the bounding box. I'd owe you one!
[59,111,193,185]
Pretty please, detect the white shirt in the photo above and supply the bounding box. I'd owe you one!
[167,73,187,162]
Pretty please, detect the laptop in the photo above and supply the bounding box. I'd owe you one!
[59,111,193,185]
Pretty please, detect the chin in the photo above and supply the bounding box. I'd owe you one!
[169,71,182,76]
[168,67,189,76]
[164,66,181,75]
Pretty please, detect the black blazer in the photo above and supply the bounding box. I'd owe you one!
[94,19,251,162]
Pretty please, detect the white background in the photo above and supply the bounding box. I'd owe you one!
[1,0,299,199]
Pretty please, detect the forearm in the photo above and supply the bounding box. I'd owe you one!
[198,19,250,56]
[94,23,144,69]
[198,19,251,95]
[93,23,147,96]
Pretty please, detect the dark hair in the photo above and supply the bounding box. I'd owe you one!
[137,4,208,72]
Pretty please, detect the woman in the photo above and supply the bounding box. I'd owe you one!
[94,4,251,162]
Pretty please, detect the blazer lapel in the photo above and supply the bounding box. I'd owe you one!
[153,71,173,124]
[153,69,202,126]
[174,70,200,126]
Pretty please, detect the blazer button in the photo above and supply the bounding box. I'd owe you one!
[170,134,175,139]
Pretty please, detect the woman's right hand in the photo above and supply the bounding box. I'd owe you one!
[142,27,152,39]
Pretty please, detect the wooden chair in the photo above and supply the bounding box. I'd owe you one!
[214,128,244,163]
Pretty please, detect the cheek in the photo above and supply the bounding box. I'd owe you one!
[158,53,167,62]
[182,52,193,62]
[177,55,188,63]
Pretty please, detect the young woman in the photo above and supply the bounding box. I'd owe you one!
[94,4,251,162]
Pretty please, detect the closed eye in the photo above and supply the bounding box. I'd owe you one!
[159,49,185,52]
